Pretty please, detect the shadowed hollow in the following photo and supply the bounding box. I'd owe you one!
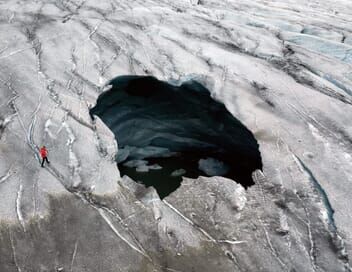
[90,76,262,198]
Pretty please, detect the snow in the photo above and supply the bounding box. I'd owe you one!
[0,0,351,270]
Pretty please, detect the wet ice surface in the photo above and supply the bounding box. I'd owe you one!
[90,76,262,198]
[0,0,352,271]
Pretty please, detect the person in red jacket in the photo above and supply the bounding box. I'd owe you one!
[40,146,50,167]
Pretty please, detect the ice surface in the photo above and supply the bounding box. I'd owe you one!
[0,0,351,271]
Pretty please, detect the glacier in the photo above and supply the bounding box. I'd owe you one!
[0,0,351,271]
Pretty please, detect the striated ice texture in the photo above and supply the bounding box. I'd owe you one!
[0,0,351,271]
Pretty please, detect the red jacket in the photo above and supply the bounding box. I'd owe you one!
[40,147,48,158]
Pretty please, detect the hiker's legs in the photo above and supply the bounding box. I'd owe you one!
[41,157,49,167]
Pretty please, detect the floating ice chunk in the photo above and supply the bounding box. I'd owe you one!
[117,145,175,163]
[136,165,149,172]
[123,160,162,172]
[198,158,230,176]
[148,164,162,170]
[171,169,186,177]
[132,146,175,159]
[123,159,148,168]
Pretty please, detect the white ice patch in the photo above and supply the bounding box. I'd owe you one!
[234,184,247,211]
[198,157,230,176]
[278,210,289,233]
[63,122,81,187]
[63,122,76,145]
[44,119,57,139]
[16,183,25,231]
[308,123,325,142]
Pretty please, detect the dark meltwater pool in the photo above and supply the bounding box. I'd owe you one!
[90,75,262,198]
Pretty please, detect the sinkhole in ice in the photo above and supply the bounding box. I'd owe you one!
[90,75,262,198]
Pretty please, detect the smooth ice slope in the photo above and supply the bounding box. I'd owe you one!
[0,0,351,271]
